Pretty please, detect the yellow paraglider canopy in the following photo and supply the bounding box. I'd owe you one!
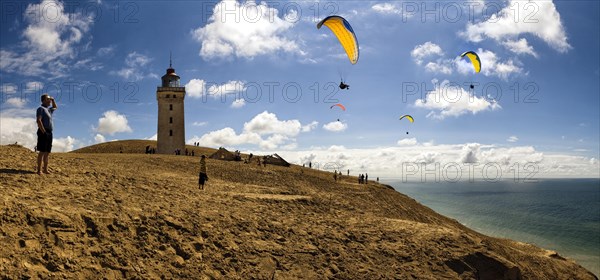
[399,115,414,123]
[317,16,359,64]
[460,51,481,73]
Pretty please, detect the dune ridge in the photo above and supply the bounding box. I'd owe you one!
[0,141,596,279]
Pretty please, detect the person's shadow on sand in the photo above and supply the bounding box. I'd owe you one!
[0,169,37,175]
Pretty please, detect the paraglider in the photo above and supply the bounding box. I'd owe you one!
[317,16,359,65]
[330,104,346,111]
[460,51,481,73]
[399,114,414,134]
[460,51,481,89]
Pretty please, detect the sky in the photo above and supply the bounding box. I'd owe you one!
[1,0,599,179]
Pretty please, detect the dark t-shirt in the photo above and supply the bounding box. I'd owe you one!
[36,105,55,132]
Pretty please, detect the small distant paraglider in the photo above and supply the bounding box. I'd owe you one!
[330,104,346,111]
[460,51,481,89]
[399,114,414,134]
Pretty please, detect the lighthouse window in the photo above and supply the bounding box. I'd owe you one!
[173,95,176,98]
[166,94,170,98]
[169,117,173,124]
[170,130,173,136]
[169,104,173,111]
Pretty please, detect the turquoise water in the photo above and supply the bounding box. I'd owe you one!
[388,179,600,276]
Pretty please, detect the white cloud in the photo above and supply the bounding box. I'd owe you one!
[456,48,522,79]
[110,52,153,81]
[0,0,94,77]
[185,79,206,98]
[192,0,300,60]
[191,111,315,150]
[461,0,570,52]
[97,46,115,56]
[95,110,132,135]
[1,83,18,94]
[53,136,78,152]
[301,121,318,132]
[125,52,151,67]
[94,134,106,143]
[265,141,598,179]
[415,80,501,119]
[231,98,246,108]
[25,81,44,93]
[372,3,402,15]
[502,38,538,57]
[192,121,208,127]
[397,138,418,146]
[146,134,157,141]
[323,121,348,132]
[207,80,245,98]
[425,60,453,74]
[507,135,519,142]
[411,42,444,65]
[5,97,27,108]
[243,111,301,136]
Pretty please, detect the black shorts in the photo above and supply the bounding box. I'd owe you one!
[37,130,53,153]
[199,172,208,184]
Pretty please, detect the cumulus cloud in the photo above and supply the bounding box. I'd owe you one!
[301,121,319,132]
[461,0,570,52]
[5,97,27,108]
[425,60,453,74]
[0,0,94,77]
[192,0,300,60]
[185,79,206,98]
[265,141,597,179]
[94,134,106,143]
[243,111,301,136]
[95,111,132,135]
[411,42,444,65]
[323,121,348,132]
[191,111,314,150]
[207,80,245,98]
[502,38,538,57]
[231,98,246,108]
[397,138,418,146]
[415,80,501,119]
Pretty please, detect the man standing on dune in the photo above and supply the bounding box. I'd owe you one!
[36,94,57,175]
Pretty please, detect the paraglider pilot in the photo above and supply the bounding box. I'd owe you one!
[339,81,350,90]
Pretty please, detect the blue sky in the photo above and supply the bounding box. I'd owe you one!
[1,0,598,179]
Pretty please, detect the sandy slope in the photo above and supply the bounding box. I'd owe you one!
[0,142,597,279]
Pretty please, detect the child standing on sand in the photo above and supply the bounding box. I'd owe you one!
[199,155,208,190]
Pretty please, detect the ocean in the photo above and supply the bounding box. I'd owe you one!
[387,179,600,277]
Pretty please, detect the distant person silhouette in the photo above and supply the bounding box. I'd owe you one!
[198,155,208,190]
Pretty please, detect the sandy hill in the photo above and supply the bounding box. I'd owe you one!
[0,142,596,279]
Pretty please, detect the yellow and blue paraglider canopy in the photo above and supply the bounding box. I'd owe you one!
[460,51,481,73]
[317,16,359,64]
[399,115,414,123]
[330,103,346,111]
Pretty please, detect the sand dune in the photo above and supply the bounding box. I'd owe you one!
[0,142,596,279]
